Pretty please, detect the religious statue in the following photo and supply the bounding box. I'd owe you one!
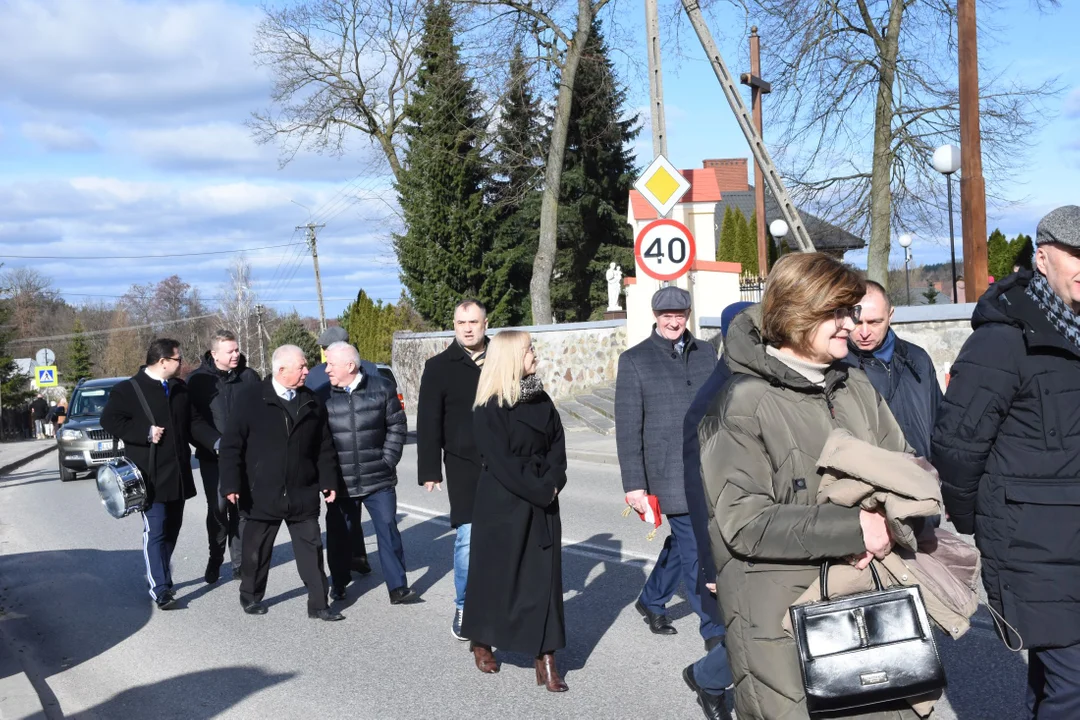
[605,263,623,311]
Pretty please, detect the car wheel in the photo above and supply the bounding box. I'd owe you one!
[59,458,77,482]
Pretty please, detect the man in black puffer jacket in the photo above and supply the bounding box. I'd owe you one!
[186,330,260,584]
[933,206,1080,718]
[318,342,412,604]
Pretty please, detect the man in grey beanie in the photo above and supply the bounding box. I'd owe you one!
[933,205,1080,716]
[615,287,726,662]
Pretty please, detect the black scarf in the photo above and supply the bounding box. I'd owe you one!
[518,375,545,403]
[1026,270,1080,352]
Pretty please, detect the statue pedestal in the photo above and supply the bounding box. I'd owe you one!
[603,310,627,320]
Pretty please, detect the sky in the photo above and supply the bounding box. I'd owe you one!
[1,0,1078,325]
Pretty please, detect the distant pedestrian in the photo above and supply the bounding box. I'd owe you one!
[416,298,489,640]
[219,344,344,621]
[30,394,48,439]
[933,206,1080,718]
[319,341,414,604]
[462,331,568,691]
[100,339,217,610]
[698,253,911,720]
[186,329,261,584]
[846,280,942,460]
[614,286,723,648]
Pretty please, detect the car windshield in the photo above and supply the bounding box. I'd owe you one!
[70,387,113,417]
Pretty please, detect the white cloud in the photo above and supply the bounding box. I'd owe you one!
[0,0,266,122]
[21,122,100,152]
[125,123,263,168]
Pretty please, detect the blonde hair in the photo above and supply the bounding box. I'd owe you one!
[473,331,530,409]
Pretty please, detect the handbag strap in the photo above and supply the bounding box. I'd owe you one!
[820,558,883,601]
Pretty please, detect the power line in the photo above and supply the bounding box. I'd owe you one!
[0,242,306,261]
[7,313,222,345]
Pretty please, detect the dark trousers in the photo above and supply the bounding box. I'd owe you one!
[327,487,407,594]
[325,492,370,590]
[1027,643,1080,719]
[639,513,725,640]
[201,460,244,570]
[141,500,185,601]
[240,516,328,613]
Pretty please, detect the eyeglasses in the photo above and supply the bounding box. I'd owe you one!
[164,355,182,364]
[832,305,862,329]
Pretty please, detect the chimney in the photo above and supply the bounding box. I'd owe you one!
[703,159,749,192]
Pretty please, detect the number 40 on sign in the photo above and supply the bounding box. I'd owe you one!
[634,219,697,282]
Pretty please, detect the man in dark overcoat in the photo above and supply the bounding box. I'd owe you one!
[101,338,217,609]
[186,329,260,584]
[615,286,723,646]
[219,344,344,621]
[933,206,1080,716]
[416,298,489,640]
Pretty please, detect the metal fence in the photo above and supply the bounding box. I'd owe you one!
[739,273,766,303]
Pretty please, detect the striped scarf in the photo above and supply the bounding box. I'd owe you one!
[1026,271,1080,352]
[460,341,486,368]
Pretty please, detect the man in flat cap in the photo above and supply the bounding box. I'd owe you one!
[615,286,725,652]
[933,205,1080,716]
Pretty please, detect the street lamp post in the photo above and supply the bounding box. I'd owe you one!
[933,145,962,303]
[769,219,789,249]
[898,234,913,306]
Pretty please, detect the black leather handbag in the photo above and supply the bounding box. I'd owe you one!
[789,560,946,714]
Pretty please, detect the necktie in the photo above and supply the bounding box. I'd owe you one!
[284,389,295,401]
[161,380,169,397]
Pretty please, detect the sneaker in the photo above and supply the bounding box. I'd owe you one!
[451,608,467,641]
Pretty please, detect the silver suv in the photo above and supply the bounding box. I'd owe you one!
[57,377,126,481]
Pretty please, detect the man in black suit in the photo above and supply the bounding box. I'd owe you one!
[219,344,344,621]
[416,298,488,640]
[101,338,217,610]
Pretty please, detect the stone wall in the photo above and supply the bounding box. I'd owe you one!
[392,320,628,408]
[700,303,977,387]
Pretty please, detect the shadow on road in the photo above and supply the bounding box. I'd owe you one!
[74,666,294,719]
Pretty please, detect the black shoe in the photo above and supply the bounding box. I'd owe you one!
[351,556,372,575]
[683,665,733,720]
[330,586,347,602]
[309,608,345,621]
[451,608,467,641]
[704,635,725,653]
[155,592,177,610]
[204,559,222,584]
[241,600,267,615]
[635,599,677,635]
[389,586,419,605]
[232,566,242,580]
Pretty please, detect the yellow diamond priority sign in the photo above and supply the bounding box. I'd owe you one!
[634,154,691,217]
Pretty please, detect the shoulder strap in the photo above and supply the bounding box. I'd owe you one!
[113,378,158,479]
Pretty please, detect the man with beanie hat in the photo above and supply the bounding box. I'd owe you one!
[933,205,1080,717]
[615,286,724,652]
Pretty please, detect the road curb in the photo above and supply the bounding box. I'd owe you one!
[566,449,619,466]
[0,444,56,477]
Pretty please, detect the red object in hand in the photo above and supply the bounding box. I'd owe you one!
[629,494,662,529]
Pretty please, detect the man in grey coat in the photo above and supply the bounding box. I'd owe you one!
[615,286,723,646]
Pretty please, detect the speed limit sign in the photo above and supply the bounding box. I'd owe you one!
[634,219,697,282]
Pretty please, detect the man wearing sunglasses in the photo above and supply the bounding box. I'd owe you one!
[844,281,942,461]
[101,338,217,609]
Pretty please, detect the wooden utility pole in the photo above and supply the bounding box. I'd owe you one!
[958,0,988,301]
[645,0,668,158]
[741,27,772,275]
[297,223,327,332]
[254,303,267,376]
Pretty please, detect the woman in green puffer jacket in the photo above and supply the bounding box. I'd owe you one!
[699,253,919,720]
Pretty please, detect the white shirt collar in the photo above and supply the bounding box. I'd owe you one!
[271,377,295,399]
[346,373,363,392]
[144,367,167,383]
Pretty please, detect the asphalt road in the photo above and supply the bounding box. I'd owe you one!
[0,442,1028,719]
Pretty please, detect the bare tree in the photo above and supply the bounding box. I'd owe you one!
[466,0,615,324]
[250,0,427,180]
[217,255,260,365]
[738,0,1058,285]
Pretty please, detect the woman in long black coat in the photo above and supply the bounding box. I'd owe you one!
[462,330,569,692]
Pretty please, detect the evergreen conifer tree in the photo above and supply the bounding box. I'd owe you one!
[1010,233,1034,271]
[0,299,30,409]
[269,316,320,366]
[394,0,492,329]
[746,213,761,276]
[484,45,544,326]
[550,20,639,322]
[986,228,1011,281]
[717,206,738,263]
[68,319,93,383]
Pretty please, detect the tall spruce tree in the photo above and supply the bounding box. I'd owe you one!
[0,299,30,409]
[68,319,93,383]
[394,0,491,329]
[986,229,1011,281]
[483,45,544,326]
[1010,233,1034,272]
[550,20,639,322]
[269,316,320,366]
[717,206,738,263]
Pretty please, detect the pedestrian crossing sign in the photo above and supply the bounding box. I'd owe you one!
[36,366,58,387]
